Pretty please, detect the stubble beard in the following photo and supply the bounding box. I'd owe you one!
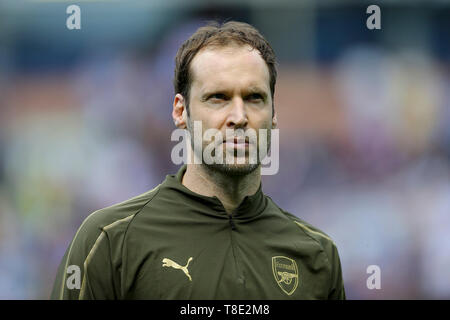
[186,118,271,177]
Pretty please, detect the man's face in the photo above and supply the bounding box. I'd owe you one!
[184,44,276,175]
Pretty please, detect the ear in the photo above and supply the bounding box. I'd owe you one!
[272,111,278,129]
[172,93,187,129]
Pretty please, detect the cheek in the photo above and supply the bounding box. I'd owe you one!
[189,103,221,126]
[252,113,273,130]
[188,113,223,139]
[256,104,273,122]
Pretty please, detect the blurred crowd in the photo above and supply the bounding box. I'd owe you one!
[0,3,449,299]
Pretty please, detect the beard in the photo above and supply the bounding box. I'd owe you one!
[206,161,260,177]
[186,118,272,177]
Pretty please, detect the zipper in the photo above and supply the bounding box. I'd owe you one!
[228,213,236,230]
[227,209,245,290]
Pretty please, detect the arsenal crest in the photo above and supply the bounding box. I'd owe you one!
[272,256,299,295]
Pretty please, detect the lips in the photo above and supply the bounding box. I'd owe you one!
[224,137,249,144]
[222,138,249,153]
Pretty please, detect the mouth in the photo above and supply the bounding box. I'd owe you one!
[223,137,249,150]
[224,136,248,144]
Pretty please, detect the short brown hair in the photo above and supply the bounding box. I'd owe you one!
[174,21,277,114]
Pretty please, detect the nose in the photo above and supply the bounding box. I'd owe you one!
[226,97,248,129]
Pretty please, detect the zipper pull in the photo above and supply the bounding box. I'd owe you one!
[229,214,236,230]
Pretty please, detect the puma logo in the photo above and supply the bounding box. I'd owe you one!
[162,257,193,281]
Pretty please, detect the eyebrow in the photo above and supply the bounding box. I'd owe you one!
[200,86,269,101]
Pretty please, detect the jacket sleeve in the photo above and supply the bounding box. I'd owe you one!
[50,213,119,300]
[327,242,346,300]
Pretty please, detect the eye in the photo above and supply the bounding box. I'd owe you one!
[246,93,264,102]
[208,93,228,102]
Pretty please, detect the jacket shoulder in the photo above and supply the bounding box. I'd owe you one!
[74,184,161,250]
[51,185,161,299]
[279,208,337,250]
[88,184,160,230]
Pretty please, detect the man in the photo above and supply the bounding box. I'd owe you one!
[51,21,345,300]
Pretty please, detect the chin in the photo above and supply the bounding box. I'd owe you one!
[205,163,259,176]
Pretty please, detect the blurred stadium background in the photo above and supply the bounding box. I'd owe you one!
[0,0,449,299]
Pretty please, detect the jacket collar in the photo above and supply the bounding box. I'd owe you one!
[161,165,267,220]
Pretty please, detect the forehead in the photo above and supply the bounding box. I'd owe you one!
[189,44,270,92]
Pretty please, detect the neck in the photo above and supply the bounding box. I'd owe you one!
[182,164,261,214]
